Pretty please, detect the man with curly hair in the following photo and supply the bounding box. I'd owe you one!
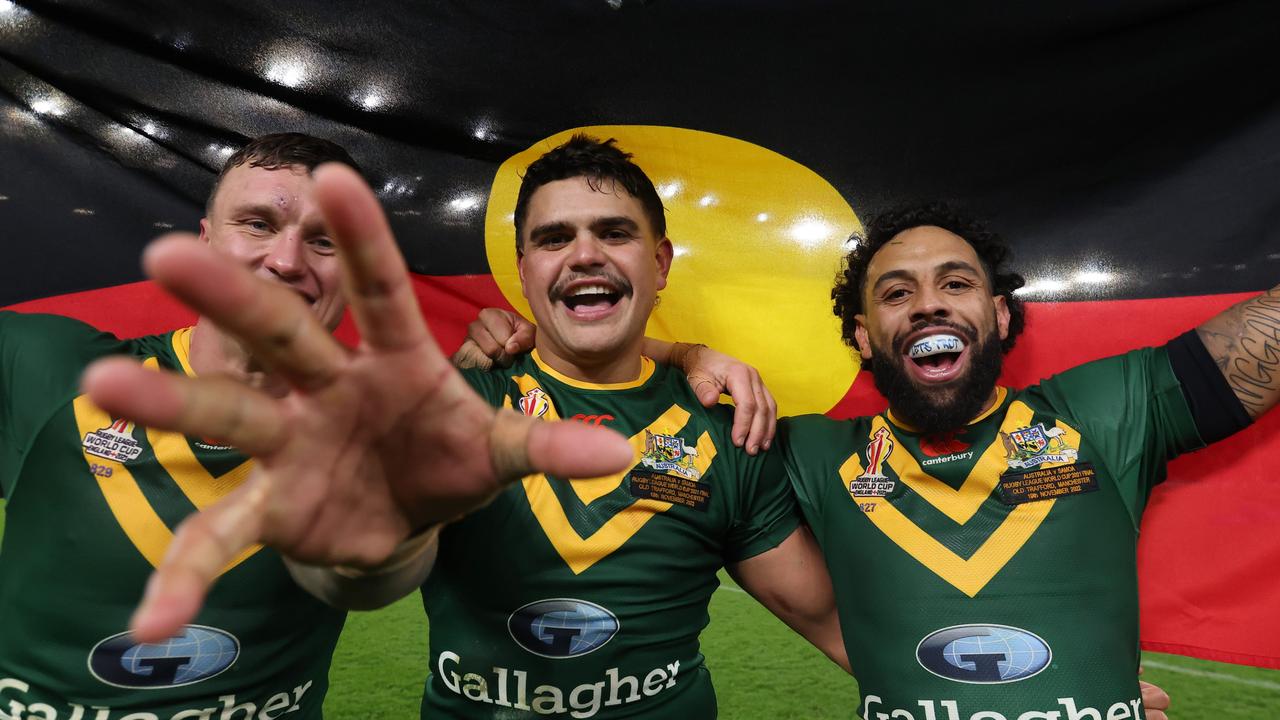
[777,202,1273,718]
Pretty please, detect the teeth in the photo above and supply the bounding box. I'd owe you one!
[568,285,613,298]
[908,334,965,358]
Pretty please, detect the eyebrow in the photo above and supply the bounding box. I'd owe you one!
[870,260,984,292]
[528,216,641,241]
[228,203,283,221]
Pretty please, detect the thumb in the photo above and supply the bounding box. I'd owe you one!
[489,410,634,482]
[690,374,722,408]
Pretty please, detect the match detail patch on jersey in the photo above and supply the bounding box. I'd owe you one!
[838,402,1082,596]
[998,462,1099,505]
[630,470,711,511]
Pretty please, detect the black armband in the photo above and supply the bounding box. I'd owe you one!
[1165,329,1252,444]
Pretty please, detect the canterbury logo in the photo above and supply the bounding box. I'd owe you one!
[571,413,615,426]
[840,397,1079,597]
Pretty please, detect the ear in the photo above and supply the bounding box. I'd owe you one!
[993,294,1011,341]
[854,314,874,360]
[516,251,530,301]
[197,218,211,244]
[654,237,674,291]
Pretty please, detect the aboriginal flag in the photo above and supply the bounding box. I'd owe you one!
[2,0,1278,668]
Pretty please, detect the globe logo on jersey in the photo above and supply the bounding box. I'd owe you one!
[508,599,620,659]
[88,625,240,688]
[916,624,1052,684]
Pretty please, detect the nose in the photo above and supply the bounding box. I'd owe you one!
[908,284,950,323]
[567,231,607,269]
[264,229,306,279]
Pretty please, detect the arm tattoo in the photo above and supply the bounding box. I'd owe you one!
[1197,287,1280,419]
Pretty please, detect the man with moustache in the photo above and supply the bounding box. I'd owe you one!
[777,203,1272,718]
[83,135,845,719]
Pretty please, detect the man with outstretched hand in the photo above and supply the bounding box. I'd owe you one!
[0,134,378,719]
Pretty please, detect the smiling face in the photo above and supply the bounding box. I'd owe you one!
[855,225,1011,431]
[199,163,345,331]
[517,176,673,380]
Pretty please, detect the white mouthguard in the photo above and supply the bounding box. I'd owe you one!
[908,334,965,358]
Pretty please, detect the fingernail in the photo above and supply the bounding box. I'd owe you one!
[762,440,771,450]
[748,444,758,454]
[733,435,744,446]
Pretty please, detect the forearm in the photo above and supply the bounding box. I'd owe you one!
[1195,285,1280,419]
[285,526,440,610]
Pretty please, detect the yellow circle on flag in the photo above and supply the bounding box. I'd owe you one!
[484,125,861,416]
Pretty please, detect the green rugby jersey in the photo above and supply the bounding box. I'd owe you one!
[781,346,1203,720]
[0,312,345,720]
[422,350,800,719]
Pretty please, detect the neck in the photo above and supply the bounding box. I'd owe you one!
[188,318,289,396]
[533,337,646,385]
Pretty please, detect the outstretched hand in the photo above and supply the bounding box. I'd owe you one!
[459,308,778,453]
[82,164,632,642]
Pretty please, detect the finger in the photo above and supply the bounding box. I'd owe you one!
[691,375,723,409]
[131,479,269,642]
[1139,680,1171,711]
[313,164,435,355]
[722,369,758,449]
[506,315,536,356]
[743,374,774,455]
[760,377,779,451]
[144,236,346,391]
[489,409,634,481]
[82,357,287,456]
[466,318,505,359]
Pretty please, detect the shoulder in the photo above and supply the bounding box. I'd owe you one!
[0,311,130,370]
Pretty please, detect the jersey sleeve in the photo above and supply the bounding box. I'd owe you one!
[1031,345,1204,507]
[776,415,828,536]
[0,312,124,497]
[720,422,802,564]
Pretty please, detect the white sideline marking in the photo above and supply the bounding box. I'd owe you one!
[1143,659,1280,692]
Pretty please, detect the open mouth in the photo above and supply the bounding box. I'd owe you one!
[903,332,969,382]
[559,282,624,319]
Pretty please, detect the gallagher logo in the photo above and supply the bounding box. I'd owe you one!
[88,625,240,689]
[508,598,620,659]
[916,624,1051,684]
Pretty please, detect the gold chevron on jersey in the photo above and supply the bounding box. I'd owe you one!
[510,374,718,574]
[839,396,1082,596]
[73,347,260,573]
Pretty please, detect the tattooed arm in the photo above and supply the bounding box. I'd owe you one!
[1196,286,1280,420]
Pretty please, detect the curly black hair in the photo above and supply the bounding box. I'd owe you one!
[831,202,1026,355]
[514,134,665,254]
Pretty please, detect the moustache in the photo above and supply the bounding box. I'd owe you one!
[548,271,634,303]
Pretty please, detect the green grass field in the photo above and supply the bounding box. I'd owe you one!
[3,501,1277,717]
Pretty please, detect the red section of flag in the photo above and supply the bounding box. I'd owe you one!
[2,275,514,354]
[7,283,1277,668]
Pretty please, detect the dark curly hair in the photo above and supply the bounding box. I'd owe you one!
[514,134,665,254]
[832,202,1026,355]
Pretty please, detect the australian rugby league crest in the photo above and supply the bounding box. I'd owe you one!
[639,430,703,481]
[1000,423,1079,470]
